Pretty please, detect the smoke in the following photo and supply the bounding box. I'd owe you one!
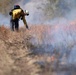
[17,1,76,72]
[17,0,45,24]
[17,0,76,65]
[0,0,76,60]
[0,0,76,74]
[15,0,76,25]
[45,0,76,25]
[0,0,76,25]
[0,14,10,26]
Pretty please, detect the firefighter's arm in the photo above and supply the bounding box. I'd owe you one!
[22,16,28,29]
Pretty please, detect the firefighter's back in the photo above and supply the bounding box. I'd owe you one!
[12,9,22,20]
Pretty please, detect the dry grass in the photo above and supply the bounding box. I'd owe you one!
[0,25,54,75]
[0,26,41,75]
[0,23,76,75]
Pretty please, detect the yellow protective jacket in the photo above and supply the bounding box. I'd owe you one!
[11,9,28,27]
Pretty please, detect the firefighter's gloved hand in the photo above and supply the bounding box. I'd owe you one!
[21,17,23,20]
[26,25,29,29]
[26,13,29,16]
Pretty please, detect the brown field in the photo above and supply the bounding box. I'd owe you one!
[0,22,76,75]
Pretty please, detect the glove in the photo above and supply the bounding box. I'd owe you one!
[26,24,29,29]
[27,13,29,16]
[21,17,23,20]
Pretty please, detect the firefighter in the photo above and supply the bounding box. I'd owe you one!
[9,5,29,31]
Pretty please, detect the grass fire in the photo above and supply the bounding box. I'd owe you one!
[0,0,76,75]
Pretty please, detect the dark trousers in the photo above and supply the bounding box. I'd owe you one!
[10,18,19,31]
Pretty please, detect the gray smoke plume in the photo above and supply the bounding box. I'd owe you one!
[19,0,76,71]
[0,14,10,26]
[13,0,76,65]
[15,0,76,25]
[0,0,76,25]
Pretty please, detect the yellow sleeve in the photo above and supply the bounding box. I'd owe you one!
[22,16,27,26]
